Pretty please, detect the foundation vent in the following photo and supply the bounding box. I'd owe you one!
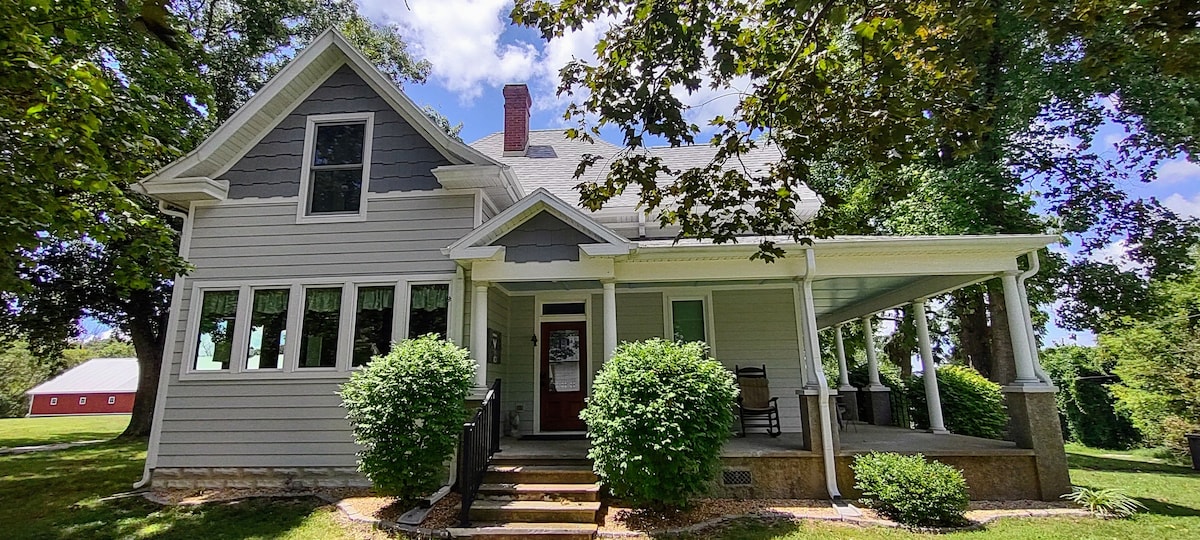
[721,469,753,486]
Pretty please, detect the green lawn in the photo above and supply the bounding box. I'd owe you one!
[2,417,1196,539]
[0,415,131,448]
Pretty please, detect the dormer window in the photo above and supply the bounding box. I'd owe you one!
[298,113,374,222]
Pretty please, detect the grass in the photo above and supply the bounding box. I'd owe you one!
[3,416,1197,539]
[0,415,130,448]
[680,443,1200,539]
[0,420,368,539]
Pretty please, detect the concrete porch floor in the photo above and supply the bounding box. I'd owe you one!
[498,423,1031,459]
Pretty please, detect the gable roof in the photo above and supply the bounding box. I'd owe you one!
[26,357,139,395]
[445,188,632,260]
[139,29,518,204]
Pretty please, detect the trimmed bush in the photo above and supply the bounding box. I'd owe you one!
[339,335,475,499]
[581,339,738,509]
[908,364,1007,439]
[853,452,969,527]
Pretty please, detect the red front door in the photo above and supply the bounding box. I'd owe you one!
[540,321,587,431]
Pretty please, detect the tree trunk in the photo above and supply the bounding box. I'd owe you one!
[986,280,1016,386]
[952,287,992,378]
[120,291,166,439]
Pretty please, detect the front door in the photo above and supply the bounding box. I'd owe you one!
[539,321,587,431]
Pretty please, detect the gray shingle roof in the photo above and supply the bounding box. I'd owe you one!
[26,357,139,395]
[470,129,821,220]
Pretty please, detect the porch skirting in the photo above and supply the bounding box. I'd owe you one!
[149,466,372,490]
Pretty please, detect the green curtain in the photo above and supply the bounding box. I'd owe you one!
[201,290,239,316]
[305,288,342,313]
[358,287,394,311]
[253,289,290,314]
[410,284,448,311]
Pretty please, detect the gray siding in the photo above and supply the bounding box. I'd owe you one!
[506,296,536,433]
[222,65,450,199]
[494,213,599,263]
[157,195,474,469]
[713,288,804,433]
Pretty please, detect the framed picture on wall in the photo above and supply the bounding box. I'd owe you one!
[487,329,502,364]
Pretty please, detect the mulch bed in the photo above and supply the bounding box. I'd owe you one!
[599,498,837,534]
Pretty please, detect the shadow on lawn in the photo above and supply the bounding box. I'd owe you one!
[1066,451,1198,477]
[60,496,329,540]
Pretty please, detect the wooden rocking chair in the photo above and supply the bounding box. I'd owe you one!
[735,365,782,437]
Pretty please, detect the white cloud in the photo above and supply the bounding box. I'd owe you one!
[359,0,539,102]
[1164,192,1200,218]
[1088,239,1141,272]
[1156,158,1200,184]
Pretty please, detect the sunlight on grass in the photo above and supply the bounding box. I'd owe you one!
[0,415,129,448]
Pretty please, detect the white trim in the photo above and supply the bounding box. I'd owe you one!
[663,292,715,350]
[178,274,454,381]
[49,397,57,406]
[108,396,116,405]
[532,294,593,434]
[79,396,86,405]
[296,112,374,224]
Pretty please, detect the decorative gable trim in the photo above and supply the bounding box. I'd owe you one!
[445,188,632,260]
[138,29,522,206]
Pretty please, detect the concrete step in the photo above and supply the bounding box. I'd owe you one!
[483,465,599,484]
[490,455,592,467]
[447,522,598,539]
[468,500,601,524]
[477,482,601,502]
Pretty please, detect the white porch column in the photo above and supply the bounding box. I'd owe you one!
[913,299,948,434]
[862,315,886,390]
[834,324,851,390]
[471,282,489,389]
[1001,272,1041,385]
[602,280,617,362]
[447,267,465,346]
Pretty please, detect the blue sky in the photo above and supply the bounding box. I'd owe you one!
[353,1,1200,347]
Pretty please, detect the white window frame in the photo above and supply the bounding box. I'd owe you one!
[296,112,375,224]
[79,397,87,405]
[180,275,454,381]
[108,396,116,405]
[49,397,58,406]
[403,279,454,342]
[664,291,715,349]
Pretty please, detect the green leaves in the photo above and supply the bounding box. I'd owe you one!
[852,452,969,527]
[908,365,1008,440]
[339,335,475,498]
[581,339,737,509]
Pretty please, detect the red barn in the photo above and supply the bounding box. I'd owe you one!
[26,357,138,416]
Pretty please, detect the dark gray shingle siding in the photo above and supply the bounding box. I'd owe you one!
[223,65,449,199]
[494,212,600,262]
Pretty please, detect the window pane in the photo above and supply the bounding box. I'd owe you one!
[548,329,581,392]
[408,284,449,339]
[671,300,706,343]
[247,289,289,370]
[309,169,362,214]
[300,287,342,368]
[195,290,239,371]
[542,302,585,315]
[313,123,365,166]
[353,286,394,367]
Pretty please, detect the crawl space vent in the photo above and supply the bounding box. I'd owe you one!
[722,469,753,486]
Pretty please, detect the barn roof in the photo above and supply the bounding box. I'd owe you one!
[26,357,139,395]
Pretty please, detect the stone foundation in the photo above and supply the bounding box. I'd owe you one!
[151,466,373,490]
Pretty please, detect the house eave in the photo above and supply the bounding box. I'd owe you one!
[138,177,229,206]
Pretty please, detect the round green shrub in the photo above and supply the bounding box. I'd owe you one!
[908,364,1007,439]
[339,335,475,500]
[852,452,969,527]
[581,339,738,509]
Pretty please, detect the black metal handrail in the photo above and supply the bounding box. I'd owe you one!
[456,378,501,527]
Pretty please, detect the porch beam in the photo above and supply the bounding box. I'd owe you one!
[602,280,617,362]
[816,274,991,329]
[913,299,948,434]
[471,282,489,389]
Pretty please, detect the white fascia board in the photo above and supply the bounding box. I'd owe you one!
[141,177,229,205]
[433,165,504,188]
[444,245,506,260]
[580,243,631,257]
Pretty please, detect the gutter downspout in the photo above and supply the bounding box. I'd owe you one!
[802,248,842,499]
[1015,251,1052,385]
[133,201,190,490]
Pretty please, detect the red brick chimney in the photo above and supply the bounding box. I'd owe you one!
[502,84,531,156]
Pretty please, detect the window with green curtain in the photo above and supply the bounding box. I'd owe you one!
[246,289,289,370]
[408,283,449,339]
[353,286,394,367]
[671,299,707,343]
[299,287,342,368]
[195,290,239,371]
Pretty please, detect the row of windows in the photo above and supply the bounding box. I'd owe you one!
[48,396,117,406]
[192,281,449,373]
